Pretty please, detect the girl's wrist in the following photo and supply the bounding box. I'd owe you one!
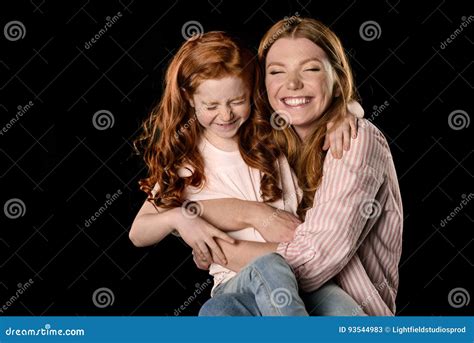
[165,207,185,235]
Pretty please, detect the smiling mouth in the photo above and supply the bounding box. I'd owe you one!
[281,97,313,107]
[215,119,238,127]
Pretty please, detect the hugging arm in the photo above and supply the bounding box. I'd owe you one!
[129,197,299,265]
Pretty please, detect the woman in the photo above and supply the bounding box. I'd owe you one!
[196,17,403,316]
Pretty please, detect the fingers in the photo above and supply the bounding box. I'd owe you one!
[214,230,235,245]
[206,239,227,265]
[322,134,330,151]
[197,243,212,264]
[192,250,210,270]
[349,116,358,139]
[332,129,343,159]
[343,125,351,151]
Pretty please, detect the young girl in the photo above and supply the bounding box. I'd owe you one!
[130,31,360,315]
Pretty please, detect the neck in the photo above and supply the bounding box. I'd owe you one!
[293,124,313,141]
[203,132,239,152]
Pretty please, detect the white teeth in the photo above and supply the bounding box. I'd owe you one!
[283,97,310,106]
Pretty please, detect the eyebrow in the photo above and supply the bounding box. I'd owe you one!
[267,57,322,68]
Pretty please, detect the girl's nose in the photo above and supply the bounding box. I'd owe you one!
[221,105,234,121]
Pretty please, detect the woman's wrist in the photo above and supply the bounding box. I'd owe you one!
[242,201,267,229]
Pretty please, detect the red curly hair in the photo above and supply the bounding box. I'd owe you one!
[134,32,283,209]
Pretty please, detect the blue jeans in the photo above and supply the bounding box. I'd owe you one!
[199,253,362,316]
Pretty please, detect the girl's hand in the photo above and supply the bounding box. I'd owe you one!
[251,203,302,243]
[192,250,211,270]
[323,100,364,159]
[174,208,235,266]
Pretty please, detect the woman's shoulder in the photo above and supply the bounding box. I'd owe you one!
[328,119,391,170]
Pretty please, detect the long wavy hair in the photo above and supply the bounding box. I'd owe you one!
[135,31,283,209]
[256,18,359,218]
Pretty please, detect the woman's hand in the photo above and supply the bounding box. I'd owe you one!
[173,208,235,266]
[323,100,364,159]
[250,203,302,243]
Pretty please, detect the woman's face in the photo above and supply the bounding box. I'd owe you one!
[265,37,336,139]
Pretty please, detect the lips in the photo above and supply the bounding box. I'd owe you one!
[214,118,239,130]
[281,96,313,107]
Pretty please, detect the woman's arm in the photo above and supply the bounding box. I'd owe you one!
[276,120,389,290]
[200,199,301,242]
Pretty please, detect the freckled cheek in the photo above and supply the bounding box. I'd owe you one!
[265,83,281,108]
[196,113,214,128]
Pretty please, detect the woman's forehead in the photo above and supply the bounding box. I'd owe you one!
[266,37,328,64]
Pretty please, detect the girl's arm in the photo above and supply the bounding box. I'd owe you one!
[323,100,364,159]
[129,199,235,265]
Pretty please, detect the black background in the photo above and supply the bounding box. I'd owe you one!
[1,0,472,316]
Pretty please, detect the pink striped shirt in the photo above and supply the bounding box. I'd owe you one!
[276,119,403,316]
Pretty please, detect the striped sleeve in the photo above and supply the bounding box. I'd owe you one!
[276,120,390,291]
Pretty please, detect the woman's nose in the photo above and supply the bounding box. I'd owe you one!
[286,73,303,90]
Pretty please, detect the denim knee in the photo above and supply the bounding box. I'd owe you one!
[198,293,258,316]
[250,253,291,274]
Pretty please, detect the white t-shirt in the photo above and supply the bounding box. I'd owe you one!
[182,137,302,295]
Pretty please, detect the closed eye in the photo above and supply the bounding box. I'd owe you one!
[305,68,320,72]
[231,100,245,105]
[269,70,284,75]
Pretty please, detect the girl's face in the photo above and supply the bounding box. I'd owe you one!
[265,37,336,140]
[189,76,251,150]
